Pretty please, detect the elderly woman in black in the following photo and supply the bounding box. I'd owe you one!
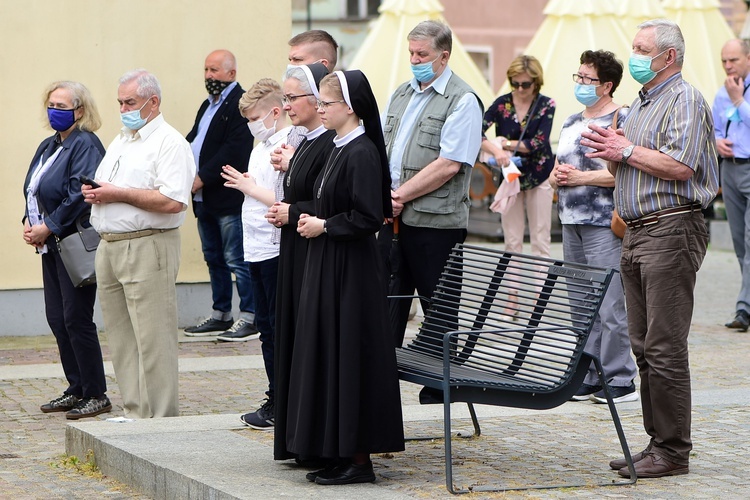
[22,81,111,419]
[268,63,337,461]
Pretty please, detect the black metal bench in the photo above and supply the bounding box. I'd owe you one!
[395,243,636,493]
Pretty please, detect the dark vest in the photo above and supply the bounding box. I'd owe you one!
[384,73,477,228]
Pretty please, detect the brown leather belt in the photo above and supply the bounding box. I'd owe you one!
[624,204,702,229]
[99,228,176,242]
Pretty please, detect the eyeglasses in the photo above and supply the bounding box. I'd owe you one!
[282,93,314,105]
[572,74,601,85]
[316,99,346,110]
[109,156,121,182]
[509,81,534,90]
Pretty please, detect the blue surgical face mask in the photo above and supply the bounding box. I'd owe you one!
[411,54,441,83]
[120,98,153,130]
[726,106,742,123]
[628,50,667,85]
[574,83,601,107]
[47,107,77,132]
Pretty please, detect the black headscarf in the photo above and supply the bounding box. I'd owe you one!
[298,63,329,98]
[334,70,392,219]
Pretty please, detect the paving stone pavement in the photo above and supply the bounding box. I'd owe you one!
[1,242,750,499]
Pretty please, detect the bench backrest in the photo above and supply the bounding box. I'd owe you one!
[405,244,615,392]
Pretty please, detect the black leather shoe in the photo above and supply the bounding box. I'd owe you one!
[41,393,80,413]
[184,317,234,336]
[314,461,376,485]
[305,460,341,482]
[725,310,750,332]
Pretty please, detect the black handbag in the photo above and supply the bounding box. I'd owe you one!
[57,214,100,287]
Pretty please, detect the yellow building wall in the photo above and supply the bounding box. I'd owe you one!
[0,0,291,290]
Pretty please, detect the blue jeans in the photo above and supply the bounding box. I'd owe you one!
[194,202,254,315]
[250,256,278,398]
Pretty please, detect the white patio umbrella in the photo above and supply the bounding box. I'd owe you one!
[504,0,641,149]
[661,0,735,100]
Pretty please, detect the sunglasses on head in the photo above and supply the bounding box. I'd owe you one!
[510,81,533,90]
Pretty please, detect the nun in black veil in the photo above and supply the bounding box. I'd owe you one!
[268,63,337,462]
[289,70,405,485]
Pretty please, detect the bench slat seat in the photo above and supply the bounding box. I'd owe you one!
[394,243,636,493]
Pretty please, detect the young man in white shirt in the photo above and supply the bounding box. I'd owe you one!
[221,79,293,429]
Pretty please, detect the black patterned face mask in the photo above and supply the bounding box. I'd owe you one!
[205,78,230,95]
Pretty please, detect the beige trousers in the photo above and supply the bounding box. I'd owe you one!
[500,179,554,257]
[95,230,181,418]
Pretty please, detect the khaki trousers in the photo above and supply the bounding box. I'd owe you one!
[501,179,554,257]
[96,229,181,418]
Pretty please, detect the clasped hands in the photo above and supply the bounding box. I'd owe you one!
[270,143,295,172]
[550,163,582,187]
[266,207,324,239]
[22,220,50,248]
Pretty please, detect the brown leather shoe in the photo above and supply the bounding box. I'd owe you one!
[609,448,650,470]
[618,452,688,478]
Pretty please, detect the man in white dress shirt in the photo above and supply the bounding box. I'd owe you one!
[83,69,194,418]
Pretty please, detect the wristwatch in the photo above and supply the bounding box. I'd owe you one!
[621,144,635,163]
[505,140,512,149]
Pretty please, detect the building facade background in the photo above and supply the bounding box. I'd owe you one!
[1,0,291,334]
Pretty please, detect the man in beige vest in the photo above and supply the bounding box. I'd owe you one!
[379,20,482,374]
[84,69,194,418]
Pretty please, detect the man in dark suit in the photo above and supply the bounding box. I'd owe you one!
[185,49,257,341]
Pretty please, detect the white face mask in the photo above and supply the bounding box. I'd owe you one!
[247,108,277,142]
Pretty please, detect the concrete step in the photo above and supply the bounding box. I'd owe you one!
[65,414,413,500]
[65,385,750,499]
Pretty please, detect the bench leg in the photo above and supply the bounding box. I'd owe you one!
[592,355,637,485]
[444,360,637,493]
[405,403,481,441]
[443,392,483,493]
[464,403,481,438]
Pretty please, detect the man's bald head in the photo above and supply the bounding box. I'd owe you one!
[205,50,237,82]
[721,39,750,80]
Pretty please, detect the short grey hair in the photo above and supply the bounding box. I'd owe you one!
[638,19,685,67]
[283,66,314,95]
[119,69,162,100]
[408,20,452,54]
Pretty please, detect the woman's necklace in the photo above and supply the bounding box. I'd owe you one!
[583,99,613,121]
[316,144,348,199]
[286,138,316,188]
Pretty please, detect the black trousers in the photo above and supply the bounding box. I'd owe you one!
[378,221,466,347]
[41,251,107,398]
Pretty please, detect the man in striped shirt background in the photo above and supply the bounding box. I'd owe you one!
[581,18,719,479]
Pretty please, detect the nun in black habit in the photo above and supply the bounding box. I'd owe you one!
[268,63,337,461]
[288,70,405,485]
